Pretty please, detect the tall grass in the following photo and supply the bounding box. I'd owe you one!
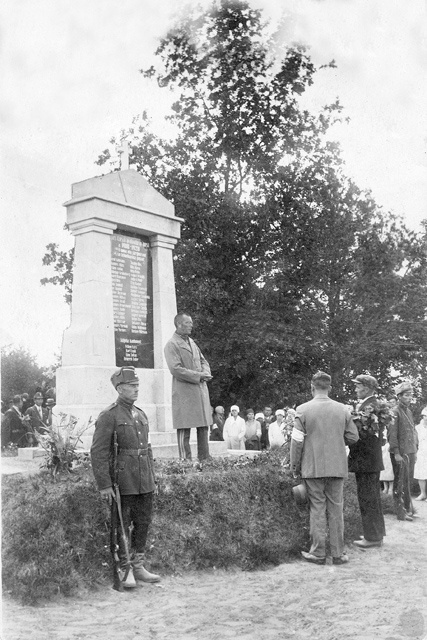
[2,450,364,604]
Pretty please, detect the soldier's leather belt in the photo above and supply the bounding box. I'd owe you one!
[119,448,148,456]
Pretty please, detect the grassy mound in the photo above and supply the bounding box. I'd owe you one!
[2,450,365,604]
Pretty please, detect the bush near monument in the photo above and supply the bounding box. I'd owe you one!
[1,449,382,605]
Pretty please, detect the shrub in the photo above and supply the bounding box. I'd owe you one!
[2,450,366,604]
[2,466,109,604]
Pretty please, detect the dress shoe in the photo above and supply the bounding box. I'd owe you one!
[301,551,326,565]
[353,538,383,549]
[332,554,349,565]
[415,495,426,501]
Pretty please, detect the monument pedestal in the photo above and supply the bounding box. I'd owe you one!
[56,170,183,451]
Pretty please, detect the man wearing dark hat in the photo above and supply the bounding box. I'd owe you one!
[25,392,49,443]
[91,366,160,588]
[291,371,359,565]
[348,375,386,548]
[388,381,418,521]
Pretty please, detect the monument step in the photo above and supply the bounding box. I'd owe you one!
[149,431,178,446]
[151,441,228,460]
[17,447,46,460]
[79,430,219,450]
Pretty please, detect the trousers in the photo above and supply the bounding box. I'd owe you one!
[354,472,385,541]
[305,477,344,558]
[391,452,416,517]
[177,426,209,461]
[118,492,153,557]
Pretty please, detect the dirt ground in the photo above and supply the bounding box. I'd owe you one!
[2,484,427,640]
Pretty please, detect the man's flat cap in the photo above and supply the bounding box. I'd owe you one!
[111,366,139,389]
[395,381,413,396]
[34,392,44,399]
[351,375,378,390]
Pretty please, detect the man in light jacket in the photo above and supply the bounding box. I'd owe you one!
[290,371,359,565]
[164,313,212,461]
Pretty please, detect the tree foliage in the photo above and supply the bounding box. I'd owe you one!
[41,243,74,305]
[42,0,427,409]
[1,346,56,403]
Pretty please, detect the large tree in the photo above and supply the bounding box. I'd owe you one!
[1,346,56,404]
[43,0,427,409]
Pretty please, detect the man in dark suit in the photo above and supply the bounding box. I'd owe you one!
[1,395,30,447]
[25,392,49,443]
[210,406,225,441]
[348,375,386,548]
[260,405,274,450]
[389,381,418,521]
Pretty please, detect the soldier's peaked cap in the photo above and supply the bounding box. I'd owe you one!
[111,366,139,389]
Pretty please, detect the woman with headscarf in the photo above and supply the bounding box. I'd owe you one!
[223,405,246,450]
[268,409,287,448]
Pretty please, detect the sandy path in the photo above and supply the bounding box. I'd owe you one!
[2,500,427,640]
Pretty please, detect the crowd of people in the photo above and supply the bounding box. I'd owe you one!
[2,311,426,588]
[209,403,296,451]
[290,373,427,564]
[1,391,55,449]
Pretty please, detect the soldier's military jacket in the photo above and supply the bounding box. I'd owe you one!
[91,397,156,495]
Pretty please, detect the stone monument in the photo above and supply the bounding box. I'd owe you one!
[55,148,182,446]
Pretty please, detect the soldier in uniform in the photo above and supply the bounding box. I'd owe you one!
[91,366,160,587]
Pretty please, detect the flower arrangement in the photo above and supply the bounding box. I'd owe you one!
[351,400,394,440]
[34,412,94,477]
[281,408,296,442]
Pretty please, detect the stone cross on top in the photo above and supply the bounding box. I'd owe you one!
[116,138,130,171]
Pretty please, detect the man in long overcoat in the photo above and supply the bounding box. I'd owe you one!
[290,371,359,565]
[164,313,212,461]
[348,374,387,547]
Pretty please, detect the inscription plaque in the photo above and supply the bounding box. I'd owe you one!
[111,232,154,368]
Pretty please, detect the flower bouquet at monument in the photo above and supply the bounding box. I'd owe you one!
[351,400,394,442]
[34,412,94,477]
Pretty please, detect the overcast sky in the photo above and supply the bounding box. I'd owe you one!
[1,0,426,367]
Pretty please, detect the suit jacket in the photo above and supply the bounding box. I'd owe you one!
[2,407,28,447]
[210,414,224,441]
[388,404,418,456]
[25,405,49,434]
[291,397,359,478]
[164,332,212,430]
[348,396,384,473]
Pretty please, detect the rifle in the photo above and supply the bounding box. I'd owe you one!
[110,431,133,591]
